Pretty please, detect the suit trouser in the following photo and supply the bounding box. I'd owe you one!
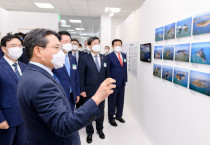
[0,123,26,145]
[108,85,125,121]
[86,100,105,135]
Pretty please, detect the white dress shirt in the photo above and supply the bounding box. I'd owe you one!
[30,61,53,76]
[114,52,123,62]
[72,51,79,63]
[4,56,22,75]
[91,52,101,69]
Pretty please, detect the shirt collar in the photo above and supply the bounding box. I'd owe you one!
[91,52,99,58]
[4,56,18,66]
[29,61,53,76]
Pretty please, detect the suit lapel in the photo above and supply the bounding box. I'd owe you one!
[112,52,122,67]
[88,54,99,73]
[1,58,18,82]
[18,61,25,73]
[99,54,104,74]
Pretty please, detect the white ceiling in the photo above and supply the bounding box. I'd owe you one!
[0,0,145,18]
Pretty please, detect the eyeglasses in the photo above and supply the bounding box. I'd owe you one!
[41,45,62,51]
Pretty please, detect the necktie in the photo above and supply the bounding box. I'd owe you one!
[12,63,20,79]
[74,53,77,64]
[53,74,60,83]
[64,55,72,93]
[94,55,100,72]
[118,53,123,67]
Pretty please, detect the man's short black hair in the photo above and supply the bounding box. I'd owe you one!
[105,46,110,49]
[71,39,79,44]
[24,28,58,59]
[1,34,22,47]
[57,31,71,41]
[112,39,122,46]
[79,44,82,47]
[87,37,100,45]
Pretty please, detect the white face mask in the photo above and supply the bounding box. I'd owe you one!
[105,49,109,53]
[114,46,122,53]
[7,47,23,60]
[62,43,72,53]
[72,45,78,51]
[86,46,90,52]
[42,49,65,69]
[92,45,101,53]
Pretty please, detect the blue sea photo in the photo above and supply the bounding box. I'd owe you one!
[163,45,174,60]
[173,67,189,88]
[154,46,163,59]
[189,70,210,96]
[193,10,210,35]
[162,65,173,82]
[175,43,190,62]
[155,27,164,41]
[176,17,192,38]
[164,23,175,40]
[153,64,161,78]
[140,43,151,62]
[191,42,210,65]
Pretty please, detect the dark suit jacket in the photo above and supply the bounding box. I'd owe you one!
[79,53,109,98]
[0,57,27,127]
[53,54,80,110]
[17,63,101,145]
[70,51,87,64]
[0,49,3,59]
[107,52,128,87]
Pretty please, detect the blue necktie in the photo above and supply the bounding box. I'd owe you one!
[12,63,20,80]
[64,55,72,93]
[94,55,100,72]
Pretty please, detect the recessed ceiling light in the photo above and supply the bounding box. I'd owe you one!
[70,19,81,23]
[105,7,121,13]
[34,2,54,9]
[75,28,84,31]
[61,25,70,28]
[67,29,75,32]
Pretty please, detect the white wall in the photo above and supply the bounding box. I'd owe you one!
[100,15,111,54]
[116,0,210,145]
[0,8,58,36]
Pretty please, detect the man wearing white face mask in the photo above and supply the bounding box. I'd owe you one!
[53,31,80,111]
[107,39,128,127]
[17,29,116,145]
[79,37,110,144]
[0,34,27,145]
[70,39,86,64]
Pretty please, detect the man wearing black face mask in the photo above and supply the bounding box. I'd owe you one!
[17,29,116,145]
[79,37,110,144]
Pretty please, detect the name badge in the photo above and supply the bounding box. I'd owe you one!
[104,63,107,67]
[72,64,77,70]
[124,59,127,62]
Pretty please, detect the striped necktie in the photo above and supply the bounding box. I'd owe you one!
[12,63,20,79]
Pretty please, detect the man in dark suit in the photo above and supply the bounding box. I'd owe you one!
[79,37,109,144]
[107,39,128,127]
[70,39,86,64]
[53,31,80,110]
[0,34,27,145]
[17,28,116,145]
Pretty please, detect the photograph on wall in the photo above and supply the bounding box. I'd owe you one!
[175,43,190,62]
[164,23,175,40]
[189,70,210,96]
[155,27,164,41]
[153,64,161,78]
[176,17,192,38]
[154,46,163,59]
[162,65,173,82]
[193,10,210,35]
[163,45,174,60]
[191,42,210,65]
[140,43,151,62]
[173,67,189,88]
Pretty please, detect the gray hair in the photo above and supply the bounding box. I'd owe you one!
[23,28,58,59]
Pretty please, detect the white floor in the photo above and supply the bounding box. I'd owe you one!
[79,103,153,145]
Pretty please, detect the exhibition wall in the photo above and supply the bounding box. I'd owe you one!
[116,0,210,145]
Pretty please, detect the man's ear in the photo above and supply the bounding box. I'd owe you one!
[1,46,7,54]
[33,46,42,58]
